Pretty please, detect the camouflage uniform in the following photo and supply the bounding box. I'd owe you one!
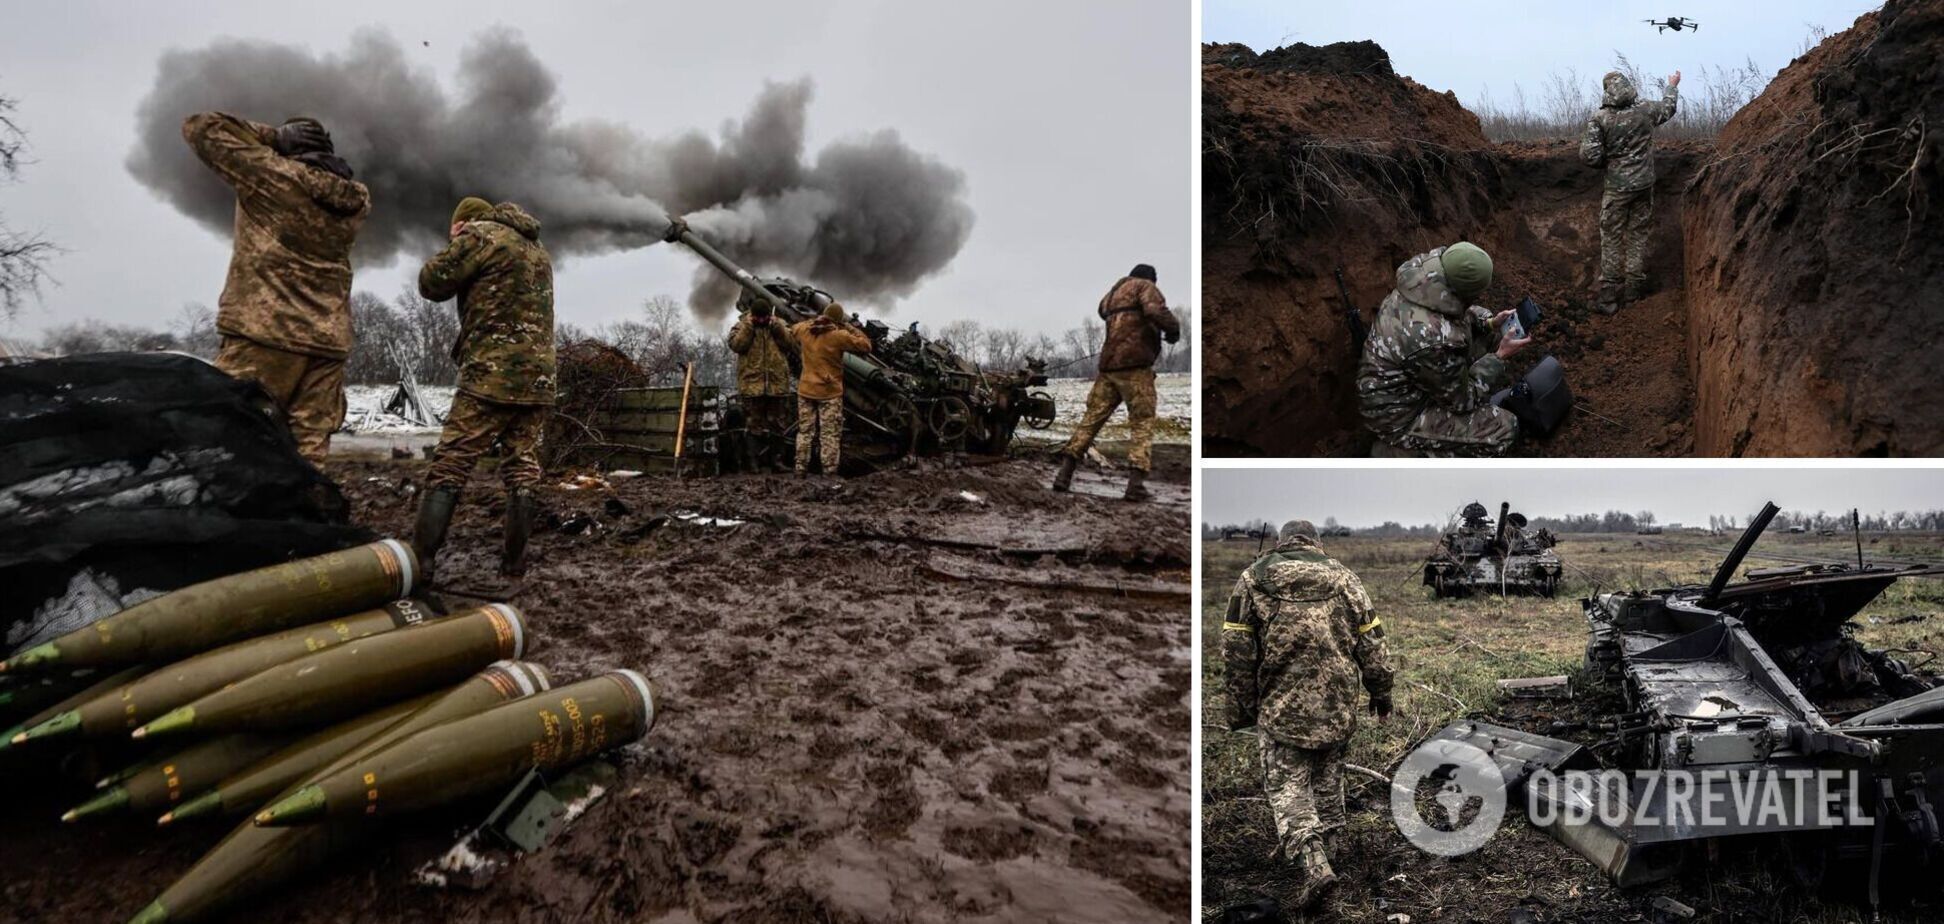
[728,313,797,468]
[1221,532,1393,866]
[1059,276,1180,472]
[1581,73,1678,303]
[183,112,370,465]
[1357,248,1518,456]
[790,315,873,474]
[418,203,556,491]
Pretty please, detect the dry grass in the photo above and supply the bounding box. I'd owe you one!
[1473,53,1774,143]
[1201,532,1944,922]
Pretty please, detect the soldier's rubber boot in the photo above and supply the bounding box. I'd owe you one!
[411,485,460,587]
[1294,835,1339,910]
[1051,455,1078,493]
[1624,278,1647,304]
[1123,470,1152,502]
[1594,283,1622,316]
[500,489,537,579]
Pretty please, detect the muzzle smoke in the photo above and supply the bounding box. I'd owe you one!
[127,28,975,319]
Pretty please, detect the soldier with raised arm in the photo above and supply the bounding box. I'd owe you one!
[411,198,556,585]
[1051,263,1181,501]
[1581,70,1680,314]
[182,113,368,464]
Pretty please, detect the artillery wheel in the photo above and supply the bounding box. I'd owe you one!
[876,395,921,439]
[929,396,972,444]
[1022,390,1056,430]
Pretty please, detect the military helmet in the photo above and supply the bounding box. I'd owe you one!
[1463,502,1489,520]
[1279,519,1318,541]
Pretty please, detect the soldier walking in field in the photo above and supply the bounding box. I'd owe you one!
[1357,243,1530,457]
[410,197,557,584]
[788,303,873,476]
[1221,519,1393,911]
[727,301,797,472]
[183,112,369,465]
[1051,264,1181,501]
[1581,69,1680,314]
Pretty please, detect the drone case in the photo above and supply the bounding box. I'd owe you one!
[1492,354,1573,435]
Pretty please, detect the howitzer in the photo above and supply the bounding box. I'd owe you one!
[662,217,1055,469]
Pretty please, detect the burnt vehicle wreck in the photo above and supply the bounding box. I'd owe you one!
[663,218,1055,471]
[1508,503,1944,909]
[1424,501,1563,597]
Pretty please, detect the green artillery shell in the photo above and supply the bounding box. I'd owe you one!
[2,540,418,675]
[124,661,550,924]
[159,691,438,825]
[133,604,524,741]
[0,671,97,724]
[63,732,294,822]
[17,599,438,744]
[0,666,149,753]
[257,670,655,826]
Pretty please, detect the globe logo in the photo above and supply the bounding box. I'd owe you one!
[1389,738,1507,856]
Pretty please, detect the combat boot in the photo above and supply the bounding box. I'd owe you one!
[1050,455,1078,493]
[1594,284,1622,316]
[411,485,460,586]
[1123,470,1152,502]
[1295,836,1339,910]
[500,488,538,578]
[1624,278,1648,303]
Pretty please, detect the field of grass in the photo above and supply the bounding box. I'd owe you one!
[1201,532,1944,923]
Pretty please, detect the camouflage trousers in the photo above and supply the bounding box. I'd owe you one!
[796,395,843,474]
[215,335,346,467]
[743,394,792,469]
[425,392,549,492]
[1599,185,1654,294]
[1261,735,1347,863]
[1372,404,1518,458]
[1059,368,1157,472]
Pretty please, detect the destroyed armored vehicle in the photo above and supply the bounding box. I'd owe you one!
[663,218,1055,471]
[1572,503,1944,903]
[1424,501,1563,597]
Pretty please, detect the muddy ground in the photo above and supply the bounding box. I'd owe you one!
[1202,533,1944,923]
[0,448,1191,923]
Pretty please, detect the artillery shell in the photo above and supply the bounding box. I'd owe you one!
[17,599,437,744]
[159,691,438,825]
[2,540,418,675]
[1,666,150,752]
[63,733,293,822]
[133,604,524,741]
[124,661,549,924]
[257,670,655,826]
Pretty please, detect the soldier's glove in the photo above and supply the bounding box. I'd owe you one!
[1369,694,1393,720]
[1163,329,1181,344]
[272,120,333,157]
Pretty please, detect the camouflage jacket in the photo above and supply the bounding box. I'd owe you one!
[418,203,557,406]
[1580,74,1678,192]
[790,318,872,401]
[1221,535,1393,749]
[1097,277,1181,372]
[727,314,796,397]
[1356,248,1508,439]
[183,112,370,359]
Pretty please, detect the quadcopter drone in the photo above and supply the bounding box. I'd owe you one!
[1644,16,1699,33]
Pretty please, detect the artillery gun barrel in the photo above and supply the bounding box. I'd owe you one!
[662,218,802,321]
[1705,502,1781,605]
[1494,501,1512,552]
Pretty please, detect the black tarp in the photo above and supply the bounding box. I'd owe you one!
[0,352,371,652]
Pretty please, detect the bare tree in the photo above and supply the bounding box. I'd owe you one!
[169,302,220,359]
[0,90,57,318]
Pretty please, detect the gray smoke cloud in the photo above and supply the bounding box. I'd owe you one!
[126,28,975,319]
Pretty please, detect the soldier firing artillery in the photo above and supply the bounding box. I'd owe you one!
[1051,264,1181,501]
[410,197,558,587]
[182,112,369,465]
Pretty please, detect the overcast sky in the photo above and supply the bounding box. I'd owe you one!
[1202,468,1944,529]
[0,0,1188,343]
[1203,1,1879,110]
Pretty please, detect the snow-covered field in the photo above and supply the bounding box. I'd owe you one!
[340,373,1190,445]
